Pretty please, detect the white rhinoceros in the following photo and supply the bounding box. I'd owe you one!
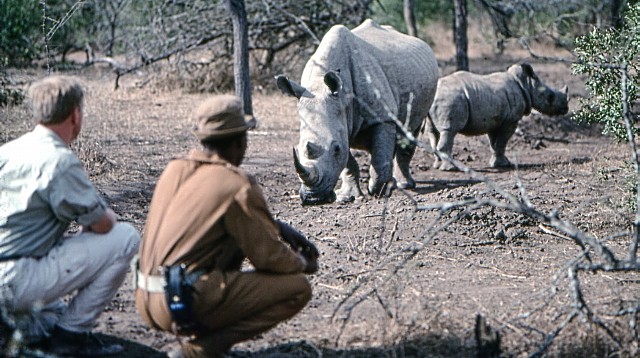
[426,63,569,171]
[276,19,439,205]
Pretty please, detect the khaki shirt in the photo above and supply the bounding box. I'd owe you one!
[137,149,305,329]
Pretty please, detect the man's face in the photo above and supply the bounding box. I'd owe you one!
[237,132,248,166]
[70,105,83,142]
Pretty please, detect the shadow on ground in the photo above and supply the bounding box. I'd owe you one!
[113,334,477,358]
[2,330,623,358]
[413,178,482,194]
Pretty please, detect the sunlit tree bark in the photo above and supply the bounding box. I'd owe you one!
[403,0,417,37]
[453,0,468,71]
[224,0,252,116]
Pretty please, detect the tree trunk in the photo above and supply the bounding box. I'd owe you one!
[611,0,626,29]
[453,0,469,71]
[223,0,253,116]
[403,0,418,37]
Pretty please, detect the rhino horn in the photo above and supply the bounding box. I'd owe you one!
[275,75,314,99]
[293,147,319,185]
[561,85,568,95]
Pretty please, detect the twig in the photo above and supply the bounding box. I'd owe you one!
[384,218,399,251]
[374,289,393,319]
[39,0,50,74]
[528,309,578,358]
[538,224,573,241]
[476,264,528,279]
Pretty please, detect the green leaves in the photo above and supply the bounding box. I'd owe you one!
[571,4,640,141]
[0,0,41,66]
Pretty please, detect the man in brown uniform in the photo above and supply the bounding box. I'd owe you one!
[135,95,318,358]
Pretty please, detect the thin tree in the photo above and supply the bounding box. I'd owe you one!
[611,0,627,29]
[453,0,469,71]
[223,0,253,116]
[403,0,417,37]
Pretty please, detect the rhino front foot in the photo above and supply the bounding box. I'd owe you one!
[396,178,416,190]
[335,189,356,203]
[438,161,459,171]
[368,179,396,198]
[490,155,512,168]
[335,185,364,203]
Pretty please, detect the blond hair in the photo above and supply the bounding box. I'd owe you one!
[27,76,84,125]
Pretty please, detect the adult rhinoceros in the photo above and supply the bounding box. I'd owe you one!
[276,19,439,205]
[426,63,569,171]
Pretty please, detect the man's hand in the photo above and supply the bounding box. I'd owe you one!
[277,220,319,272]
[87,208,118,233]
[301,254,319,274]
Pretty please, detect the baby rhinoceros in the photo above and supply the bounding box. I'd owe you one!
[426,63,569,170]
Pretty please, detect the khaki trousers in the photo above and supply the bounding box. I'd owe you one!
[0,223,140,340]
[182,270,312,358]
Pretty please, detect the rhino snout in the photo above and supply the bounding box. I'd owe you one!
[550,97,569,115]
[299,185,336,205]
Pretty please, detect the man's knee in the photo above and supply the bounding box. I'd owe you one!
[291,274,313,308]
[106,222,140,259]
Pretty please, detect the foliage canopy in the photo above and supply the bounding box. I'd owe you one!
[572,3,640,141]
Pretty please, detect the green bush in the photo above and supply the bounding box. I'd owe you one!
[0,0,42,66]
[572,3,640,141]
[0,0,101,67]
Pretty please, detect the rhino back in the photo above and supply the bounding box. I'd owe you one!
[300,25,353,93]
[432,71,528,135]
[351,19,439,129]
[300,20,438,136]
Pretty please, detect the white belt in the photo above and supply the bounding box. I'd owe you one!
[136,270,165,293]
[131,254,165,293]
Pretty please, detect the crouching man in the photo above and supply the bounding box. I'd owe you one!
[135,95,319,358]
[0,76,141,356]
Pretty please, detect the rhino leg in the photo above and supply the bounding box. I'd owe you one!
[336,152,364,202]
[394,139,417,189]
[424,118,441,169]
[435,130,458,171]
[488,123,517,168]
[368,123,396,196]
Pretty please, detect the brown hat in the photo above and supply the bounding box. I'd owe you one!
[192,95,256,141]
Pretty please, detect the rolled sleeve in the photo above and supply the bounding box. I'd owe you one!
[47,159,107,227]
[225,182,306,274]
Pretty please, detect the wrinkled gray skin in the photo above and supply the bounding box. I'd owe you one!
[426,63,569,171]
[276,19,439,205]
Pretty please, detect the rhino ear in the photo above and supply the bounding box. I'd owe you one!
[275,75,314,99]
[520,63,535,78]
[324,71,342,95]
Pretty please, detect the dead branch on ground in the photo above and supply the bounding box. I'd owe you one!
[329,64,639,356]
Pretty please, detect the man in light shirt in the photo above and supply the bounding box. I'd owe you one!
[0,75,140,356]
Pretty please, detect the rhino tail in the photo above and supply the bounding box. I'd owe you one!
[421,113,430,134]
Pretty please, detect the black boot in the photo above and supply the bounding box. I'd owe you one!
[44,325,123,357]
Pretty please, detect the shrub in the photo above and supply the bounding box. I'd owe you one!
[571,3,640,141]
[0,0,41,67]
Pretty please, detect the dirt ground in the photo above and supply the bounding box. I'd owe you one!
[2,29,639,357]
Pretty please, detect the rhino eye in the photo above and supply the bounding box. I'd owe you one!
[332,143,341,157]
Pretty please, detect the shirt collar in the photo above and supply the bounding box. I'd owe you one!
[186,149,232,166]
[33,125,67,146]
